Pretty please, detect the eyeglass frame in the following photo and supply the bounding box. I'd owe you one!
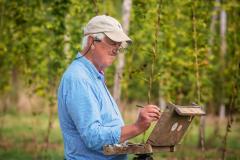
[93,36,126,54]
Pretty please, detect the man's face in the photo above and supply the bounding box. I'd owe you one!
[92,36,121,70]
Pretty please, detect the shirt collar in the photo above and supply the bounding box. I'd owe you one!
[75,52,104,81]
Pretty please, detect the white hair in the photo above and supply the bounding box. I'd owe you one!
[81,33,105,49]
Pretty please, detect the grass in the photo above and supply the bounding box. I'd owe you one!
[0,113,64,160]
[0,110,240,160]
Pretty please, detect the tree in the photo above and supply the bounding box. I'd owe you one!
[113,0,132,110]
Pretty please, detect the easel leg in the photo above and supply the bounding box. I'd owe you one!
[133,154,154,160]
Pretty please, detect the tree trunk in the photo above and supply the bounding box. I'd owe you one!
[64,14,71,61]
[219,7,227,120]
[11,66,19,108]
[208,0,220,55]
[219,104,226,120]
[209,0,221,144]
[113,0,132,109]
[159,96,166,110]
[158,83,166,110]
[199,115,206,150]
[191,0,205,151]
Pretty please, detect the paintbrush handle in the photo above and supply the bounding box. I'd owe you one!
[136,104,162,112]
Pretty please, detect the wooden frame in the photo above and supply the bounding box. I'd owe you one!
[103,103,205,155]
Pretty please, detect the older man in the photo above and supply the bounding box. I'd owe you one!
[57,15,161,160]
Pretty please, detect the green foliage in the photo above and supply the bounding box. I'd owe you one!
[121,0,240,111]
[0,0,238,116]
[1,0,238,109]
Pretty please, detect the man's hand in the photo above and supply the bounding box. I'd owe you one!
[120,105,161,143]
[134,105,161,133]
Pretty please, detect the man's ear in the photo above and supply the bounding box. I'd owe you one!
[88,36,95,49]
[88,36,94,46]
[81,36,94,55]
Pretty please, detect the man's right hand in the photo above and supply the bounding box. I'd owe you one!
[120,105,161,143]
[134,105,161,133]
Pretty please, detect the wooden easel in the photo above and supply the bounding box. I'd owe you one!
[103,103,205,159]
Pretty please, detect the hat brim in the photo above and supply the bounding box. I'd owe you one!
[104,31,132,44]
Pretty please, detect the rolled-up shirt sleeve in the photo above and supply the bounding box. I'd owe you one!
[65,77,121,150]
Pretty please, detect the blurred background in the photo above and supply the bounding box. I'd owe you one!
[0,0,239,159]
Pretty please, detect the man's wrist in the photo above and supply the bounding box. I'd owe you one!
[133,122,145,134]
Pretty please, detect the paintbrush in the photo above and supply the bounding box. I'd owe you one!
[136,104,162,112]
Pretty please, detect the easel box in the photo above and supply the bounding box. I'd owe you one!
[103,103,205,155]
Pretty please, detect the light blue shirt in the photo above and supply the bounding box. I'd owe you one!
[58,53,127,160]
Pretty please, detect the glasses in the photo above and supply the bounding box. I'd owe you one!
[94,37,126,54]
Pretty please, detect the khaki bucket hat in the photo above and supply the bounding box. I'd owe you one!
[84,15,132,44]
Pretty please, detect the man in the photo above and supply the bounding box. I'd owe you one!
[58,15,161,160]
